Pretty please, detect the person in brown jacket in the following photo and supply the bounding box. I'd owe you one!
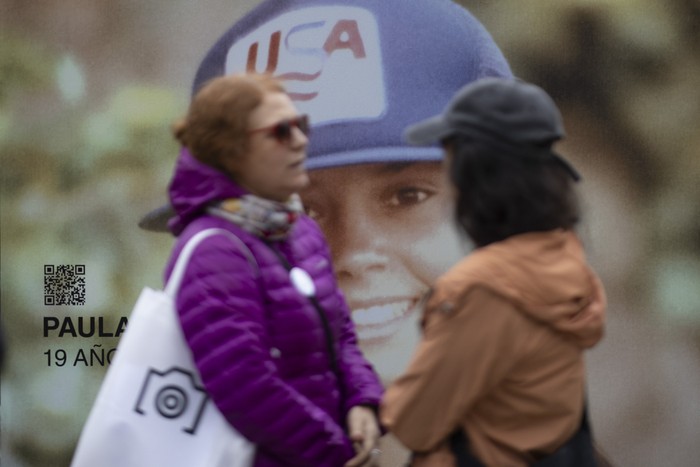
[381,78,606,467]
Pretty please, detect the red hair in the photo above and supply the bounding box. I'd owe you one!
[173,73,285,170]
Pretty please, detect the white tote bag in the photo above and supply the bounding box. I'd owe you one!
[71,228,256,467]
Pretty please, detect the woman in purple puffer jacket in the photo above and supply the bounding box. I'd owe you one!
[163,73,383,467]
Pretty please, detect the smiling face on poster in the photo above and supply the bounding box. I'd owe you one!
[192,0,512,390]
[302,162,463,382]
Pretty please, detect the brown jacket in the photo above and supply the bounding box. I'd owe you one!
[381,230,606,467]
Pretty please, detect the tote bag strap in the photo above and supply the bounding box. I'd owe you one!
[164,228,259,299]
[262,241,339,377]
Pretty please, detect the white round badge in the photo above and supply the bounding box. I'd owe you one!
[290,267,316,297]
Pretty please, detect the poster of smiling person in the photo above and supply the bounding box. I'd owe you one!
[139,0,511,463]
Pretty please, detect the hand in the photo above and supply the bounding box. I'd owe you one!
[344,405,381,467]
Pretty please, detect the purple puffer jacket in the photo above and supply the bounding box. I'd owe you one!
[164,149,383,467]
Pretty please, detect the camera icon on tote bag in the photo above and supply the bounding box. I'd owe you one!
[134,367,209,434]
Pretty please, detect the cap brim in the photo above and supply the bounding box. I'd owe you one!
[403,115,453,146]
[552,151,582,182]
[138,203,175,232]
[306,145,443,170]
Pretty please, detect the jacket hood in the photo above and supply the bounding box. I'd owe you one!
[435,230,605,349]
[167,147,247,235]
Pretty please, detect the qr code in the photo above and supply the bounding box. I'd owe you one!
[44,265,86,306]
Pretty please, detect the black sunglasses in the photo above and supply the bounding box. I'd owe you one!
[248,114,310,143]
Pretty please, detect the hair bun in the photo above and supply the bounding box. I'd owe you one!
[172,118,188,146]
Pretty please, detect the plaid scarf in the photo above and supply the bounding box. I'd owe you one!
[208,194,304,241]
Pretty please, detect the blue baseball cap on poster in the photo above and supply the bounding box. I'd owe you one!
[192,0,513,169]
[138,0,512,230]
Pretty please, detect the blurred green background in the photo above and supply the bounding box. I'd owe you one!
[1,1,698,466]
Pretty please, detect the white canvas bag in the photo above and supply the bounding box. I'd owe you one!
[71,228,256,467]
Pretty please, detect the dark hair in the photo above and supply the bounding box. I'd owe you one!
[446,136,580,247]
[173,73,285,171]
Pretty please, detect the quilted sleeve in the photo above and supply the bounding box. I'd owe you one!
[310,224,384,414]
[172,234,355,466]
